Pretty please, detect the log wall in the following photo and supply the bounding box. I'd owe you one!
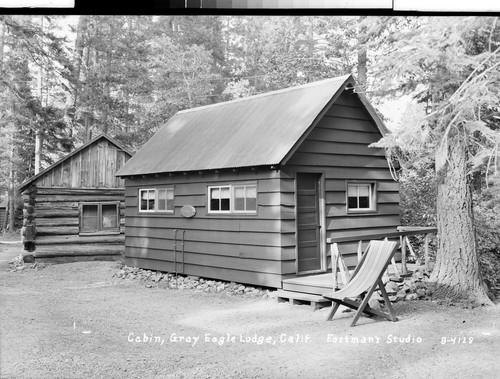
[22,186,125,259]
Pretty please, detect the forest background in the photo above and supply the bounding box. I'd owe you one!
[0,15,499,301]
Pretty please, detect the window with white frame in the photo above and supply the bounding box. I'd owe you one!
[234,185,257,213]
[208,184,257,214]
[139,188,174,213]
[347,182,376,212]
[80,202,120,234]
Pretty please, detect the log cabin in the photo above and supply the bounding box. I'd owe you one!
[116,75,401,291]
[0,200,6,231]
[18,134,132,262]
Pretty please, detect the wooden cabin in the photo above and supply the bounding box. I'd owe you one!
[116,75,401,289]
[18,134,132,261]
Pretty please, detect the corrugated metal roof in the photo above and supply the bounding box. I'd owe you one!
[117,75,386,176]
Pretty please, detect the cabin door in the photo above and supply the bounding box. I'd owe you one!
[296,173,323,274]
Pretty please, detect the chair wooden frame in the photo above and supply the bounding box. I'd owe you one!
[323,239,399,327]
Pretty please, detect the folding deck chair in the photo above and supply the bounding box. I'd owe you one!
[323,240,399,327]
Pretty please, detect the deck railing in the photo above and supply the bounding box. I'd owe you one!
[326,226,437,289]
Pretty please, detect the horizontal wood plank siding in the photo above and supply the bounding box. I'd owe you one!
[125,257,283,288]
[123,169,286,287]
[281,89,401,275]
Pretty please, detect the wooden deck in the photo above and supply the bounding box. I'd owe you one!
[282,273,335,296]
[282,263,424,296]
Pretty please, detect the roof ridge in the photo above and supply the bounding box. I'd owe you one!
[177,74,351,115]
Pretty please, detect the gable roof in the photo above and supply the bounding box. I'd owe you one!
[18,134,133,192]
[116,75,388,177]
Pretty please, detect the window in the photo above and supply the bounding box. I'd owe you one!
[80,202,120,234]
[347,182,376,212]
[208,184,257,214]
[210,186,230,212]
[139,189,156,212]
[139,188,174,213]
[157,189,174,212]
[234,185,257,213]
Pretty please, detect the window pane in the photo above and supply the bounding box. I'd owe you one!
[234,186,245,198]
[246,197,256,211]
[148,191,155,210]
[246,186,256,199]
[220,198,230,211]
[348,196,358,209]
[211,188,220,199]
[347,185,358,197]
[102,204,118,229]
[234,186,245,211]
[210,198,220,211]
[358,185,370,197]
[158,189,167,210]
[246,186,257,211]
[166,189,174,200]
[359,196,370,208]
[235,198,245,211]
[140,190,148,211]
[167,189,174,211]
[220,187,230,199]
[81,204,98,231]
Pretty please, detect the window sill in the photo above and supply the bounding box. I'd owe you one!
[346,209,378,215]
[79,231,121,236]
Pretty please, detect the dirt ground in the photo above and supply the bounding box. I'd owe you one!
[1,241,499,379]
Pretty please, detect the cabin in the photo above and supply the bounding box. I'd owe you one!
[116,75,401,290]
[18,134,132,262]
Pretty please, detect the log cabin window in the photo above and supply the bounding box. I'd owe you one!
[80,202,120,234]
[346,182,377,213]
[139,188,174,213]
[208,184,257,214]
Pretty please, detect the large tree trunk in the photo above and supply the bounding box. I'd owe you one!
[430,130,492,305]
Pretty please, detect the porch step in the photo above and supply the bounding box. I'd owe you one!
[273,290,332,311]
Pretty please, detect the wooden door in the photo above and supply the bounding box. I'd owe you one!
[297,173,322,273]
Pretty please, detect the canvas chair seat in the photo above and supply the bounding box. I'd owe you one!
[323,239,399,327]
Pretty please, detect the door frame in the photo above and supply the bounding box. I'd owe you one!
[294,171,327,275]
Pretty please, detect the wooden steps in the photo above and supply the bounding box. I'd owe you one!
[273,290,332,311]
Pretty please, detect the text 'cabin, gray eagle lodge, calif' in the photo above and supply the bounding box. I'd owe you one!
[116,74,401,289]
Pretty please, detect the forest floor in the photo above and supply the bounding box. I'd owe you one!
[1,240,499,379]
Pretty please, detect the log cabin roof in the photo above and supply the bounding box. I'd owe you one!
[116,75,389,177]
[18,134,132,192]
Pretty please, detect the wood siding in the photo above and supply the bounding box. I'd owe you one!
[23,187,126,259]
[123,170,286,288]
[37,138,128,189]
[122,88,400,288]
[281,89,401,273]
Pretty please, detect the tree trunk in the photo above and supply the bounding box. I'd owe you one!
[64,15,88,132]
[357,16,368,89]
[0,19,5,66]
[35,16,44,175]
[101,23,113,135]
[430,130,492,305]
